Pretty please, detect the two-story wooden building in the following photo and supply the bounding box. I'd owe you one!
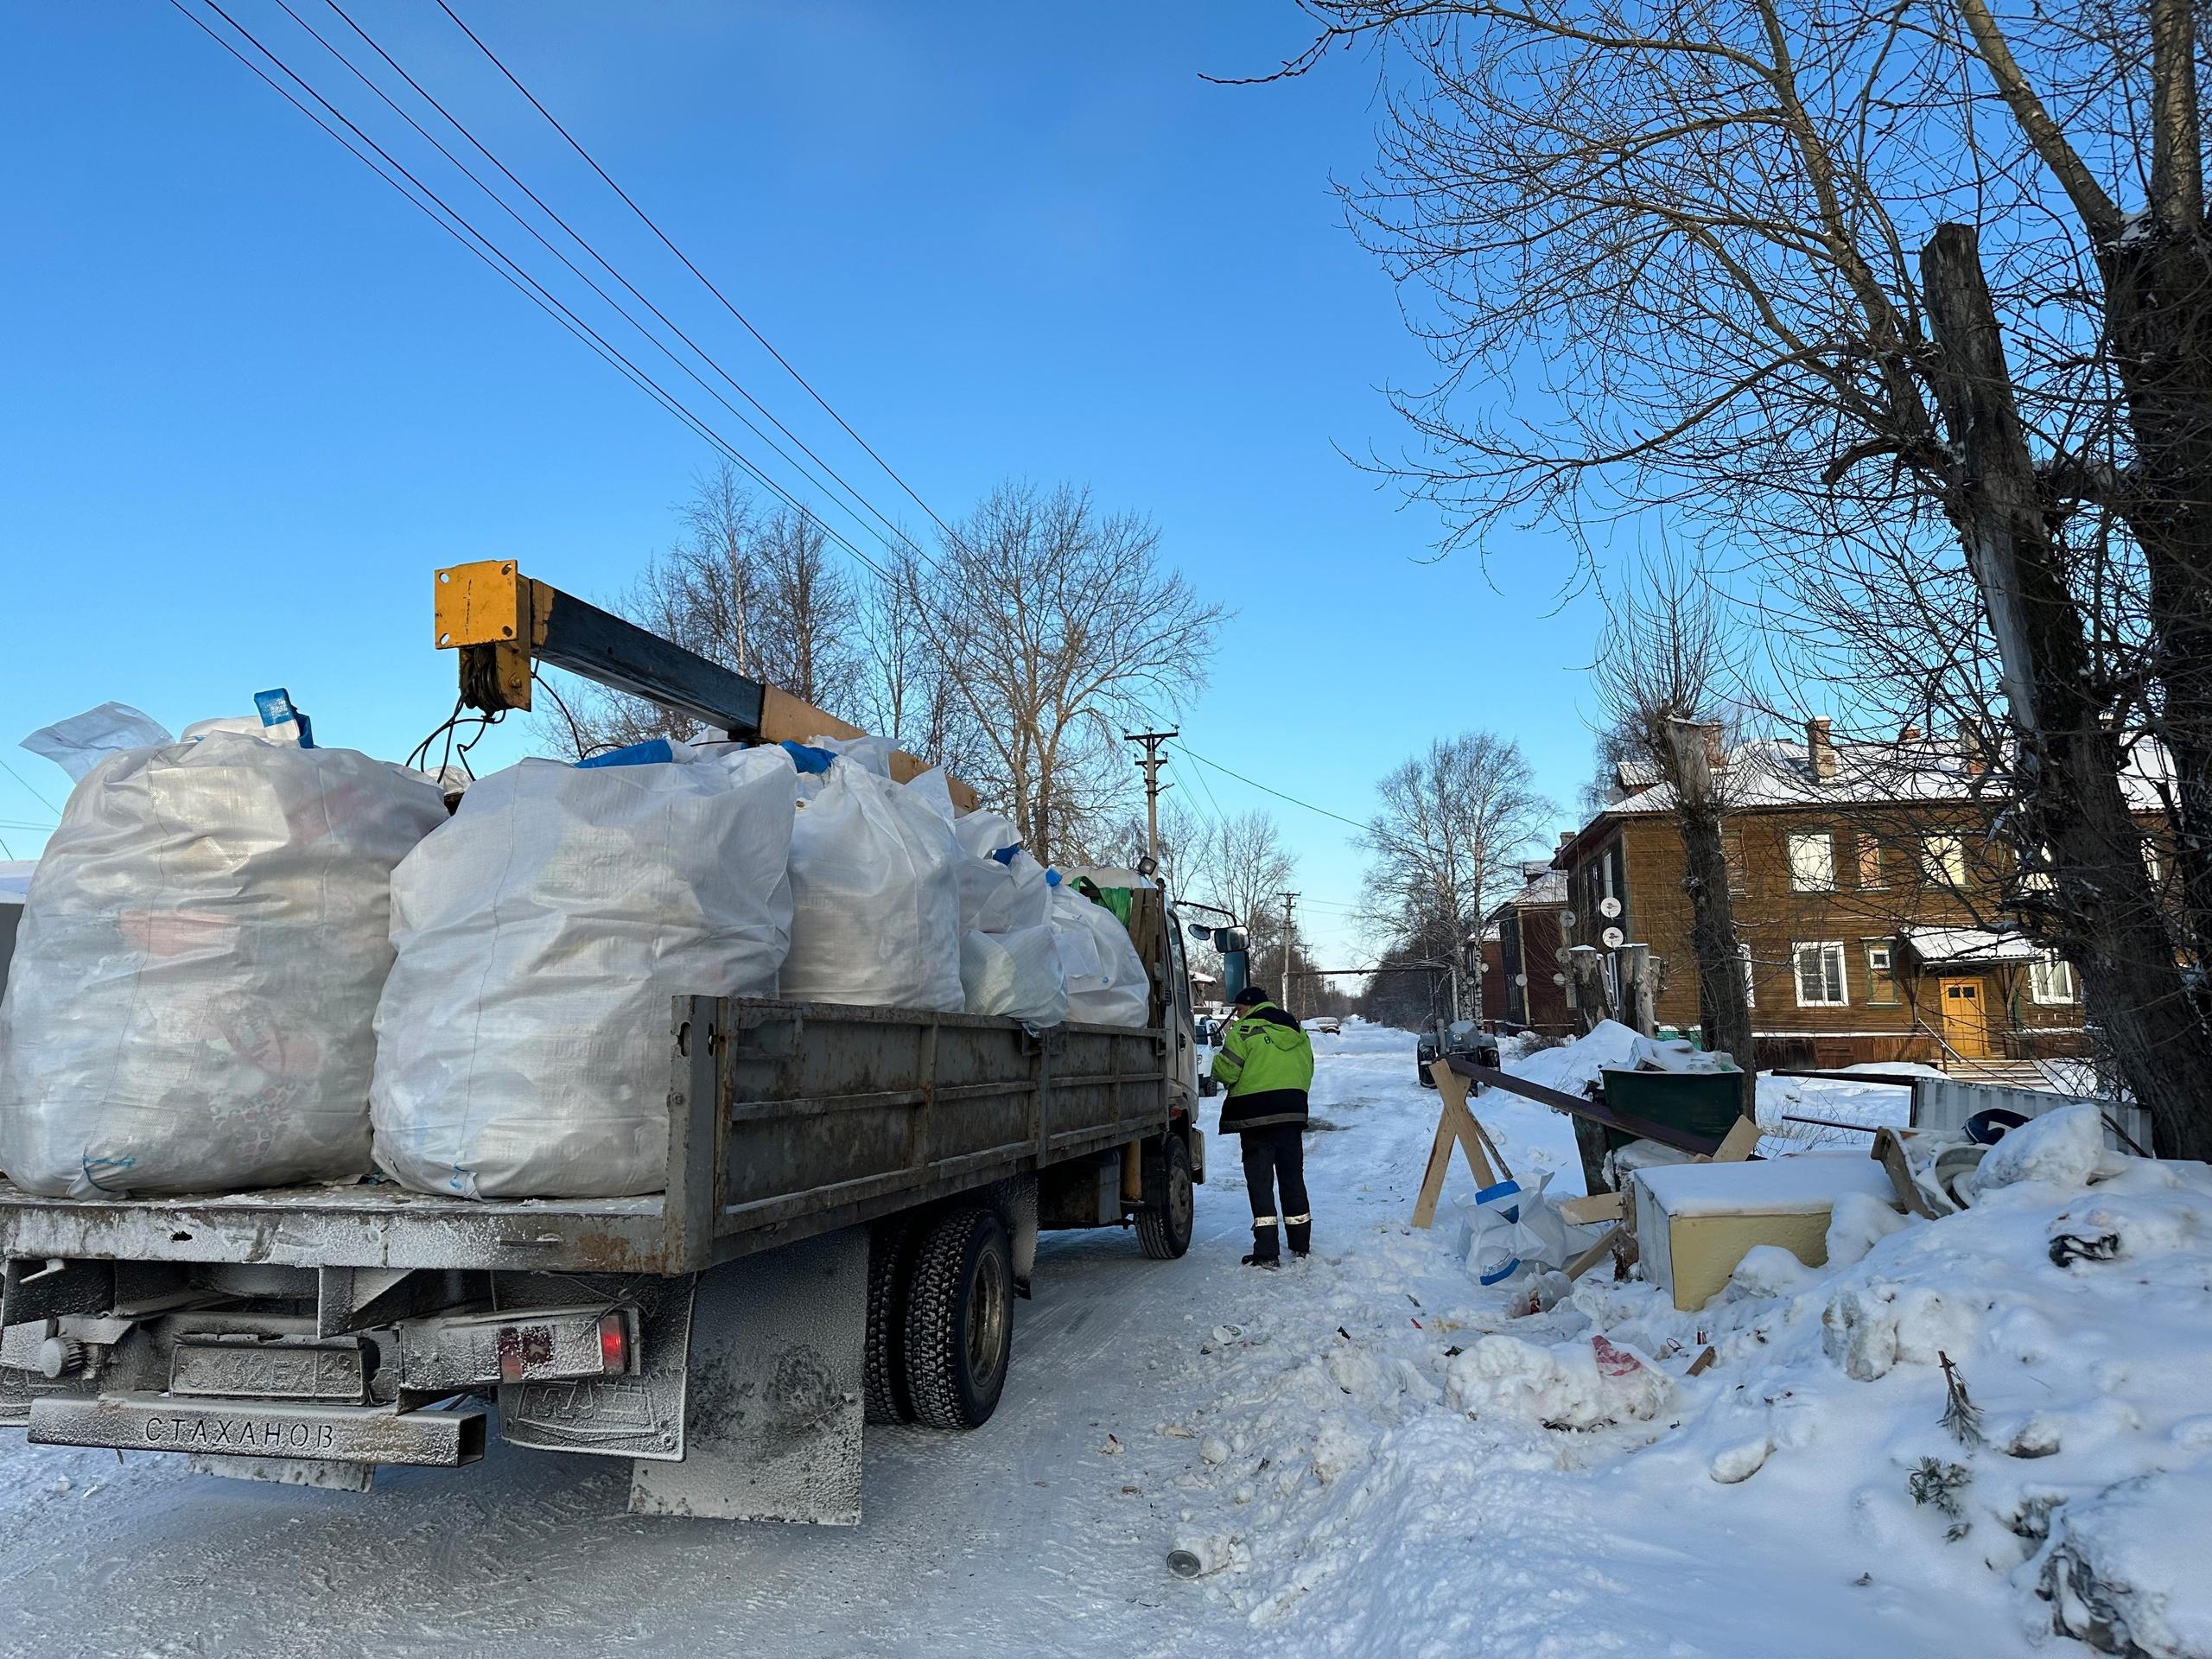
[1550,720,2104,1074]
[1485,861,1574,1035]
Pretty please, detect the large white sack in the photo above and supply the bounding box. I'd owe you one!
[1051,887,1152,1027]
[783,762,963,1011]
[0,734,445,1197]
[370,747,797,1199]
[950,810,1050,935]
[960,925,1069,1025]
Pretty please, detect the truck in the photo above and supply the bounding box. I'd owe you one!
[0,563,1221,1523]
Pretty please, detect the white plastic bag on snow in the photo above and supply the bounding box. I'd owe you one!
[783,761,963,1011]
[1453,1171,1575,1287]
[1051,887,1150,1027]
[370,747,797,1198]
[0,734,445,1196]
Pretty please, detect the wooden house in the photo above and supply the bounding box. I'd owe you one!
[1548,720,2125,1076]
[1485,861,1574,1036]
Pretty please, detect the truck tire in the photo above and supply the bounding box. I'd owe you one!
[902,1207,1014,1431]
[1136,1135,1194,1260]
[866,1217,918,1425]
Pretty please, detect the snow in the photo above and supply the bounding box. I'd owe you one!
[1637,1148,1898,1216]
[0,1019,2203,1657]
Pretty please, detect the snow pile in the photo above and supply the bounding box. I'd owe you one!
[1506,1018,1641,1096]
[1443,1332,1674,1427]
[1140,1022,2212,1656]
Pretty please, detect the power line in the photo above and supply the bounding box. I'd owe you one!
[314,0,925,561]
[0,756,60,817]
[168,1,803,548]
[174,0,904,594]
[1173,741,1372,833]
[435,0,963,547]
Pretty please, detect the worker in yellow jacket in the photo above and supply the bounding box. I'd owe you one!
[1211,985,1315,1266]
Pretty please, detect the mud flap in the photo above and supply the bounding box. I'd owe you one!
[628,1227,868,1524]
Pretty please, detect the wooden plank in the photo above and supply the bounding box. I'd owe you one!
[1411,1062,1503,1229]
[1559,1191,1624,1225]
[758,685,980,812]
[1450,1061,1730,1157]
[1709,1116,1762,1163]
[1563,1223,1625,1281]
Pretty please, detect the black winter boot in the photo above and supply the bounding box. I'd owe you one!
[1286,1216,1312,1258]
[1243,1224,1281,1267]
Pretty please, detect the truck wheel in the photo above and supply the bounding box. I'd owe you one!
[903,1208,1014,1431]
[865,1218,918,1425]
[1136,1135,1194,1260]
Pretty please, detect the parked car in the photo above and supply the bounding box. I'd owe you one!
[1308,1016,1343,1036]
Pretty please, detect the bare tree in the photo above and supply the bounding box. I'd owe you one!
[1185,809,1299,962]
[550,467,865,758]
[1593,558,1756,1071]
[1359,731,1554,1021]
[1256,0,2212,1154]
[904,481,1225,865]
[749,506,861,709]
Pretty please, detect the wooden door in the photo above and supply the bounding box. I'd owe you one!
[1940,977,1991,1058]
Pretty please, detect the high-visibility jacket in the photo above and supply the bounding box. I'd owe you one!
[1211,1001,1313,1134]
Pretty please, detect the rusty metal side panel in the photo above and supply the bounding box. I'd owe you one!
[708,1000,1167,1253]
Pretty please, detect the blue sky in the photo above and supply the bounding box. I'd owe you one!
[1,2,1607,963]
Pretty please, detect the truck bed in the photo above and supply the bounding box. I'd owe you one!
[0,997,1170,1276]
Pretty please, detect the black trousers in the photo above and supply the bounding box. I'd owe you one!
[1238,1122,1311,1259]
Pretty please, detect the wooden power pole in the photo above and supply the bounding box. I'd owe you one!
[1124,729,1177,877]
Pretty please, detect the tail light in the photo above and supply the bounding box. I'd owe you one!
[598,1311,630,1375]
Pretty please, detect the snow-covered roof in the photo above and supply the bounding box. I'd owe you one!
[0,860,34,906]
[1902,925,2041,965]
[1570,731,2169,855]
[1486,866,1567,921]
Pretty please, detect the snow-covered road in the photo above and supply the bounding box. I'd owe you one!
[0,1021,2195,1658]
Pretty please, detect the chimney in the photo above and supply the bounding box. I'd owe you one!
[1703,721,1727,771]
[1899,723,1923,744]
[1558,831,1573,849]
[1961,719,1987,777]
[1806,716,1837,782]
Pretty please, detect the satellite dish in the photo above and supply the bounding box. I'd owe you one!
[1599,896,1622,919]
[1560,910,1577,928]
[1551,972,1568,986]
[1601,925,1626,949]
[1554,947,1573,965]
[1513,973,1529,988]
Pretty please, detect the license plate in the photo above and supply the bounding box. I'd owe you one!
[170,1340,365,1402]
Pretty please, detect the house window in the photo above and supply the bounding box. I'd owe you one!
[1793,941,1849,1007]
[1739,942,1756,1008]
[1856,836,1884,889]
[2144,840,2164,886]
[1721,831,1746,895]
[1865,940,1897,1005]
[1789,832,1835,893]
[1922,834,1967,888]
[2030,950,2079,1005]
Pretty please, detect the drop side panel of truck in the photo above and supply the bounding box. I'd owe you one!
[0,996,1173,1281]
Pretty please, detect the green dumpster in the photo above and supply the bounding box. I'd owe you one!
[1597,1068,1748,1154]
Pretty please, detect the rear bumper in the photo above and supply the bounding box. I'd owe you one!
[27,1393,487,1466]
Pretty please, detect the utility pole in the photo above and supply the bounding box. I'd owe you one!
[1124,729,1178,878]
[1278,892,1298,1007]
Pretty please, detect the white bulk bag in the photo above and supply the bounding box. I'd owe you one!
[950,810,1050,936]
[370,746,797,1199]
[783,762,963,1011]
[960,925,1069,1025]
[1051,887,1152,1027]
[0,734,445,1197]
